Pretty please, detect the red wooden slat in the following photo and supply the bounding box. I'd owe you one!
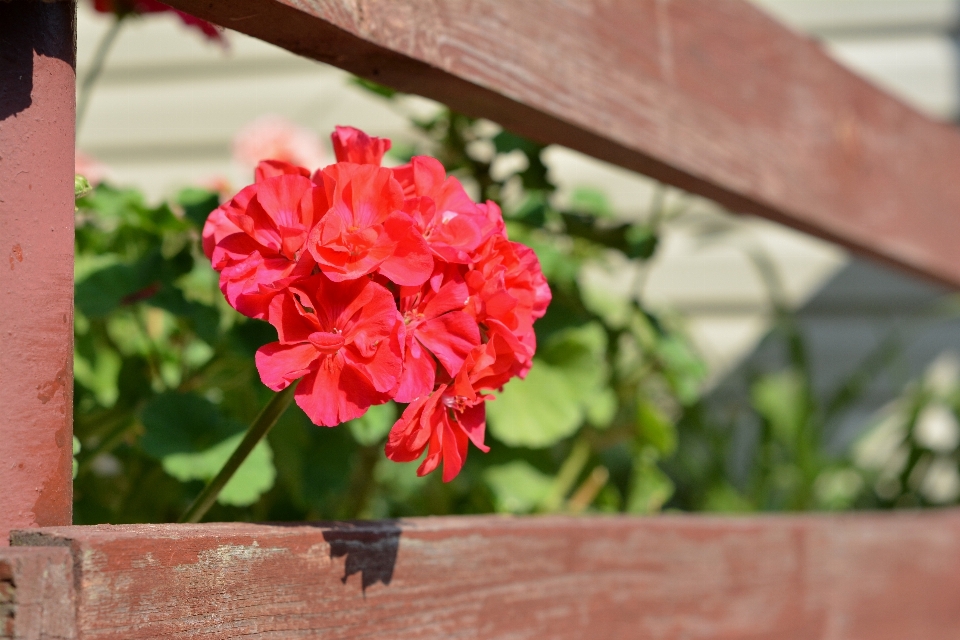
[0,547,76,640]
[162,0,960,288]
[0,1,76,546]
[14,512,960,639]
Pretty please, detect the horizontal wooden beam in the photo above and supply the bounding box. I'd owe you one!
[160,0,960,289]
[13,511,960,638]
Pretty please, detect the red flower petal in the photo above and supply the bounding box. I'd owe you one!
[416,311,480,377]
[378,212,433,286]
[255,159,310,183]
[255,342,318,391]
[331,126,391,165]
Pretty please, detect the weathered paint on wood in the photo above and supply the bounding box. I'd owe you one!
[14,512,960,639]
[0,1,76,545]
[162,0,960,290]
[0,547,76,640]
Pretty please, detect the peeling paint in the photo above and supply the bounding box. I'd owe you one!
[8,244,22,271]
[173,542,288,575]
[36,361,67,405]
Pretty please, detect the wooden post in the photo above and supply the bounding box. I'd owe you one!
[0,1,76,545]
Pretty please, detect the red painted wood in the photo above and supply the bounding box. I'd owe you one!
[0,547,76,640]
[162,0,960,289]
[0,1,76,545]
[14,512,960,639]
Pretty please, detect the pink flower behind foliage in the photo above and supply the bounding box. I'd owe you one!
[257,275,402,427]
[204,125,551,481]
[75,151,109,186]
[233,116,326,174]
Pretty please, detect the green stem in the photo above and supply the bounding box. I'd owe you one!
[179,384,297,523]
[76,16,126,133]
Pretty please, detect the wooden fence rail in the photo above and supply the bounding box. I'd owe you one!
[6,511,960,639]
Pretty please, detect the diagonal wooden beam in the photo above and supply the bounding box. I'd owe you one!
[163,0,960,288]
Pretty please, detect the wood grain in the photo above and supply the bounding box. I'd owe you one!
[157,0,960,289]
[13,511,960,639]
[0,547,76,640]
[0,1,76,546]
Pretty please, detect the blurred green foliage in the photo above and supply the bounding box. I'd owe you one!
[73,85,960,524]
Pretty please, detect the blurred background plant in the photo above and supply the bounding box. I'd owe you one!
[72,8,960,523]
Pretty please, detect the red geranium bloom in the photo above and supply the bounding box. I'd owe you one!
[256,274,402,427]
[330,126,391,166]
[92,0,224,43]
[385,383,489,482]
[202,124,552,482]
[393,268,480,403]
[465,235,551,368]
[394,156,500,263]
[451,322,529,401]
[206,172,324,318]
[308,162,433,286]
[385,326,524,482]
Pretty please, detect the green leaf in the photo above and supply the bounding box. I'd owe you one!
[488,323,611,448]
[162,433,276,507]
[586,387,618,428]
[75,251,163,318]
[701,484,754,513]
[347,402,397,446]
[484,461,554,513]
[147,285,220,344]
[140,391,239,458]
[625,449,674,514]
[177,188,220,229]
[72,436,81,479]
[487,363,583,447]
[568,187,612,218]
[351,77,399,99]
[636,399,677,455]
[657,336,707,405]
[73,344,122,407]
[625,225,658,260]
[493,130,541,156]
[751,370,807,446]
[74,175,92,200]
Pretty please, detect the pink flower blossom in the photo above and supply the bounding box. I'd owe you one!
[233,115,326,174]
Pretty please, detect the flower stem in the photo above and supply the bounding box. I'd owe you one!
[76,16,126,133]
[179,384,297,524]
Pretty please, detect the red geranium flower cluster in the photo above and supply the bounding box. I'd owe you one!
[203,127,551,481]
